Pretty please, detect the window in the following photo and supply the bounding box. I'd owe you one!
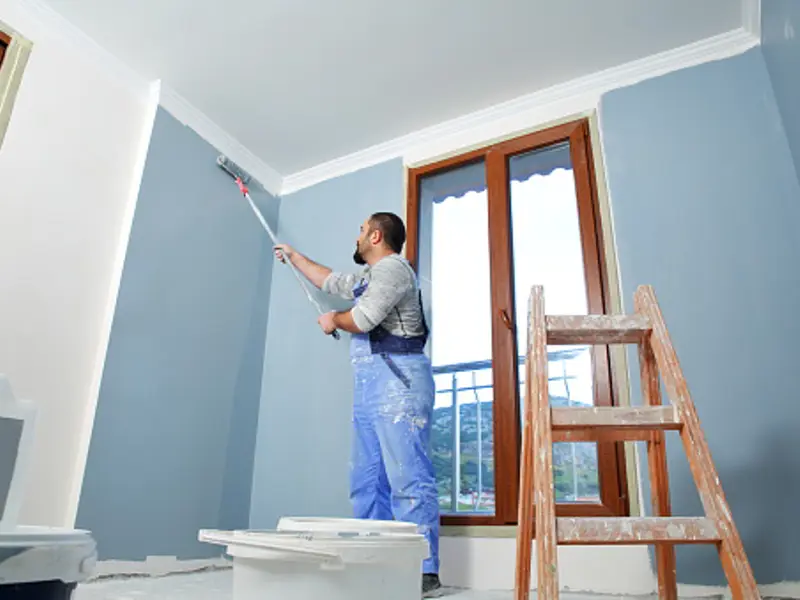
[407,118,629,526]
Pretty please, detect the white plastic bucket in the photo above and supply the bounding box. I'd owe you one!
[277,516,419,535]
[0,525,96,594]
[200,528,428,600]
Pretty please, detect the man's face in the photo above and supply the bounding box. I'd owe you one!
[353,218,372,265]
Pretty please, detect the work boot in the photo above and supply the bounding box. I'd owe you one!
[422,573,442,597]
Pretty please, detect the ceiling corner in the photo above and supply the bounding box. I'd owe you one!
[742,0,761,39]
[281,27,759,197]
[159,86,284,197]
[17,0,150,100]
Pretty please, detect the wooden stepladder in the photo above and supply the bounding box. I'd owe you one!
[514,285,760,600]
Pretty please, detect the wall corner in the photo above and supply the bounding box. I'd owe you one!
[65,79,162,527]
[743,0,762,40]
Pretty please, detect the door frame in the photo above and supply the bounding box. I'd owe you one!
[406,118,630,527]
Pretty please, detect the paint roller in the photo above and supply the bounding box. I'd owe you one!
[216,155,341,340]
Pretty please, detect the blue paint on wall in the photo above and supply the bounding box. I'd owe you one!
[600,48,800,584]
[762,0,800,181]
[249,159,404,528]
[76,108,279,559]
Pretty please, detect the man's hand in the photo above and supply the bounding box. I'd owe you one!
[318,310,362,335]
[318,311,337,335]
[274,244,294,263]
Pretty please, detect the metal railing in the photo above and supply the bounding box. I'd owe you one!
[432,347,588,514]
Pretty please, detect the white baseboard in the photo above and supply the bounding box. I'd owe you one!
[439,537,655,594]
[679,581,800,599]
[440,537,800,598]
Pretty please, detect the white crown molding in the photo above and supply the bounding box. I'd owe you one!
[281,27,759,196]
[11,0,762,200]
[13,0,283,195]
[159,85,283,196]
[742,0,762,39]
[14,0,150,100]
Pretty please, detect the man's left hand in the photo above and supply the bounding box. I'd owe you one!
[318,311,337,335]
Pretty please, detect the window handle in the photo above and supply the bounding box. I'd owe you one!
[499,309,514,331]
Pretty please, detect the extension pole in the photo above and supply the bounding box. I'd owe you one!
[236,177,340,341]
[223,171,340,341]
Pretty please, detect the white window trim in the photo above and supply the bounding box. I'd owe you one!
[0,21,32,150]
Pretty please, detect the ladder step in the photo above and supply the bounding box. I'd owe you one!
[551,406,681,437]
[551,406,681,442]
[546,315,650,345]
[557,517,720,545]
[553,429,663,443]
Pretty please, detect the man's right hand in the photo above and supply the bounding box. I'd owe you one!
[271,245,332,290]
[274,244,294,263]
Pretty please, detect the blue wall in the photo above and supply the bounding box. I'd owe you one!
[762,0,800,181]
[600,48,800,585]
[76,108,279,559]
[249,159,404,528]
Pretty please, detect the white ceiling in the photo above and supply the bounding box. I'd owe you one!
[41,0,743,177]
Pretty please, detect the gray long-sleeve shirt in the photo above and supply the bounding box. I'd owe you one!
[322,254,426,337]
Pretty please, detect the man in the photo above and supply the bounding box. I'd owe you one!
[274,212,441,596]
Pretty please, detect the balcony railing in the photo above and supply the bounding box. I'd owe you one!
[431,347,593,514]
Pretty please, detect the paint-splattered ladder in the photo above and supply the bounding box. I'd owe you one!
[515,285,760,600]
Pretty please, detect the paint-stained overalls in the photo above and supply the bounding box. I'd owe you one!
[349,274,440,575]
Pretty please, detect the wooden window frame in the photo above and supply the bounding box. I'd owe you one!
[406,118,630,526]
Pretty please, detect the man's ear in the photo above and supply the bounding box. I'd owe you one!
[370,228,383,245]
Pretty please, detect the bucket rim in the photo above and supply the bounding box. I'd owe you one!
[277,516,416,528]
[199,528,429,566]
[0,526,94,546]
[234,529,427,545]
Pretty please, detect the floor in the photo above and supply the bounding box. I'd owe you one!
[72,569,621,600]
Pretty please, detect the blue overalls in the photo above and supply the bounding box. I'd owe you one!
[349,278,440,575]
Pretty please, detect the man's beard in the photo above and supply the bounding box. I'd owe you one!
[353,244,366,265]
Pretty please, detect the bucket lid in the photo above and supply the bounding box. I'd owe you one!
[199,528,428,568]
[0,525,94,546]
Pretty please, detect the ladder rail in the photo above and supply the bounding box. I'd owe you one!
[635,285,759,600]
[532,287,559,599]
[634,309,678,600]
[514,330,536,600]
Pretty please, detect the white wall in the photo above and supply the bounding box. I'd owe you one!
[441,538,655,594]
[0,0,157,527]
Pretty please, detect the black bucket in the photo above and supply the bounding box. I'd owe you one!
[0,580,77,599]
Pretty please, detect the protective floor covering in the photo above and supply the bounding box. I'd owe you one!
[72,569,623,599]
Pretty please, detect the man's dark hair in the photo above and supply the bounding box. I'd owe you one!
[369,212,406,254]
